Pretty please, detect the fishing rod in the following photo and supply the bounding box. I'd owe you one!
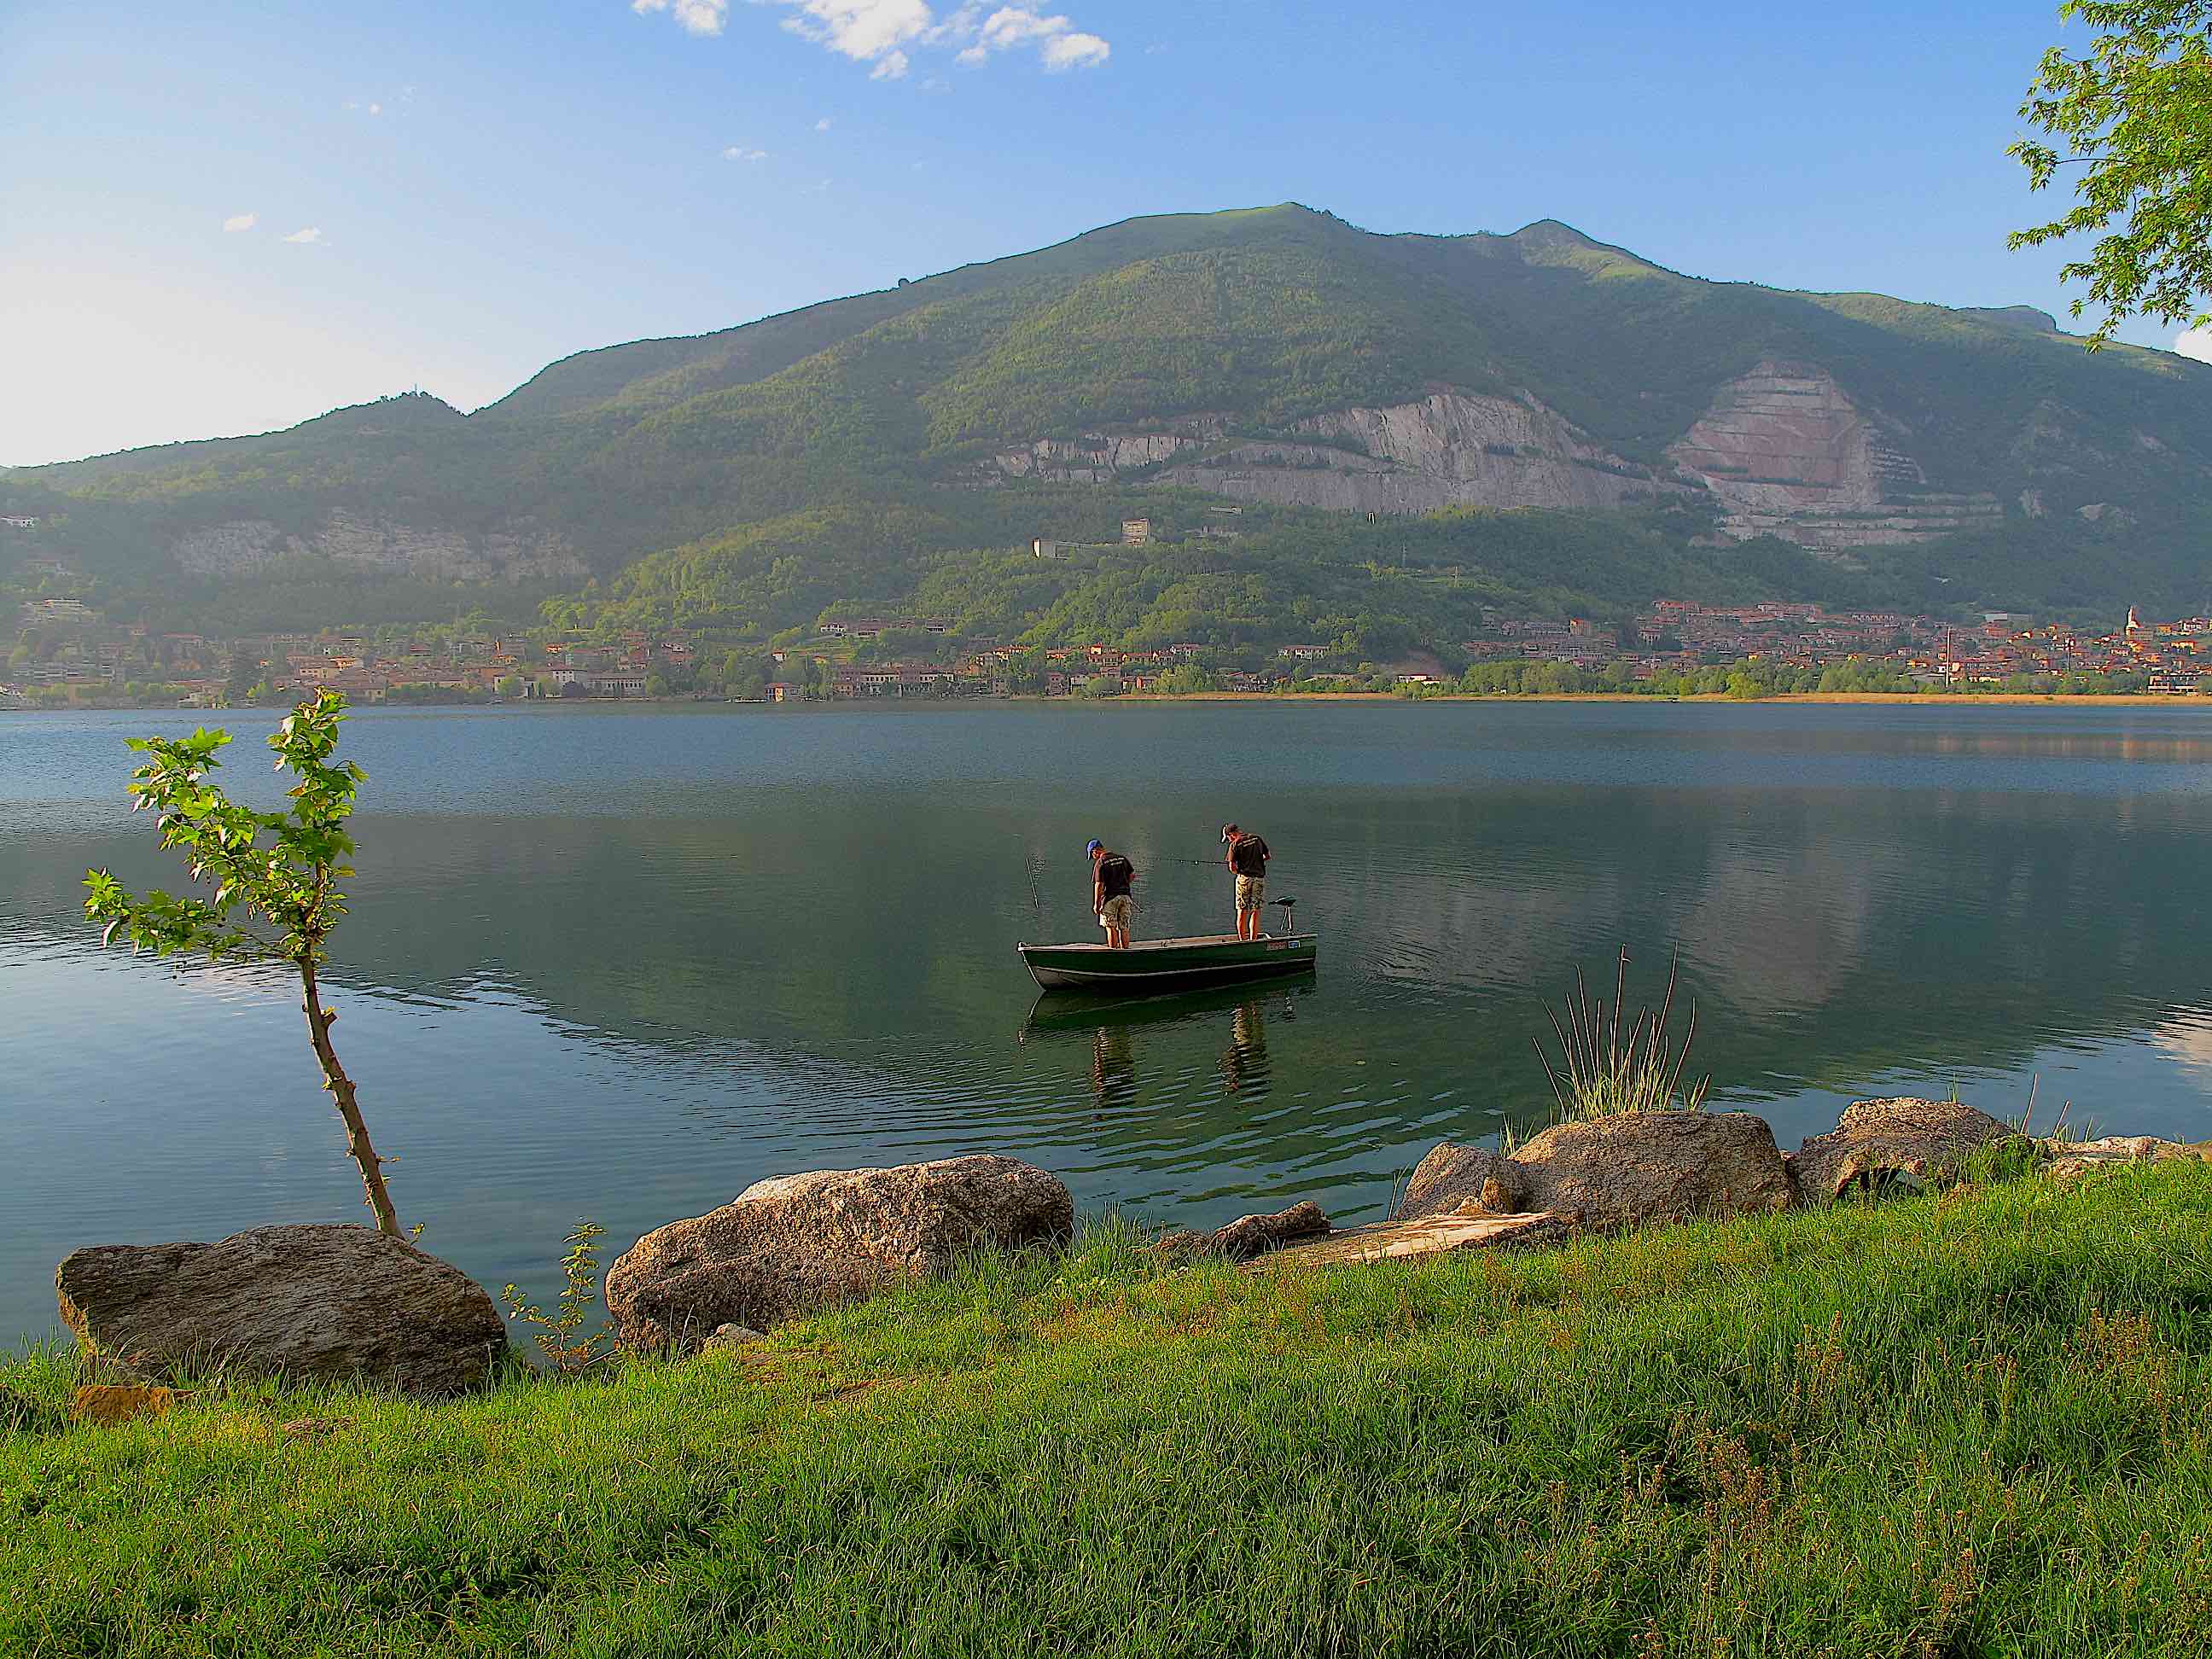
[1022,853,1232,870]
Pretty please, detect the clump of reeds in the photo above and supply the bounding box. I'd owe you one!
[1534,947,1711,1121]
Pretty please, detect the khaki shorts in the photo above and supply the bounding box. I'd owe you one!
[1098,894,1133,928]
[1236,874,1266,910]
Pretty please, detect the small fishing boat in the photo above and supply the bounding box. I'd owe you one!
[1016,932,1318,992]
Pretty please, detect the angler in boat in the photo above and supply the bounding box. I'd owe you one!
[1221,823,1271,940]
[1087,837,1136,948]
[1020,836,1316,992]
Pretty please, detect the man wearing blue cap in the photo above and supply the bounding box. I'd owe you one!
[1087,838,1135,949]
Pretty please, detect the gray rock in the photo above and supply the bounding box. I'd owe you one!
[2046,1135,2209,1187]
[1212,1201,1330,1258]
[1788,1098,2029,1204]
[1505,1111,1793,1229]
[605,1154,1073,1353]
[701,1323,767,1352]
[55,1224,506,1397]
[1398,1144,1525,1221]
[1155,1201,1330,1262]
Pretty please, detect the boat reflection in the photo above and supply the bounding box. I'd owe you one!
[1022,973,1316,1035]
[1022,975,1314,1109]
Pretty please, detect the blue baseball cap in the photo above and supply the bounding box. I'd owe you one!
[1085,839,1103,856]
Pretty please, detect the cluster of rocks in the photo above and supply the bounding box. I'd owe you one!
[41,1100,2207,1399]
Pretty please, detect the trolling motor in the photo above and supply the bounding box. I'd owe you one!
[1271,897,1298,936]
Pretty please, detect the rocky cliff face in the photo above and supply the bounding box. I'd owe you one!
[1666,361,2000,550]
[992,425,1224,482]
[981,365,2040,551]
[989,391,1691,515]
[173,512,588,583]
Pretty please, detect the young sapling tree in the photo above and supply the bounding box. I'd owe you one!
[83,691,402,1236]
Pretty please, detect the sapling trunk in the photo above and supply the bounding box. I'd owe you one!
[299,958,399,1237]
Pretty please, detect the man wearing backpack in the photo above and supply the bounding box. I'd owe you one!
[1087,838,1136,949]
[1222,823,1271,940]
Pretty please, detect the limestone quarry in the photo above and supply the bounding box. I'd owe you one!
[989,391,1690,517]
[1666,361,2002,550]
[987,361,2008,553]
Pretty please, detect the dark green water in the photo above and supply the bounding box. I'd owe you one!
[6,700,2212,1339]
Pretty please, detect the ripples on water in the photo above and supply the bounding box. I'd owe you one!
[4,700,2212,1338]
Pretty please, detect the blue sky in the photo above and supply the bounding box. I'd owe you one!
[2,0,2192,466]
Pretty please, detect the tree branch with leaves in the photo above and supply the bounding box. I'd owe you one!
[84,691,403,1236]
[2010,1,2212,346]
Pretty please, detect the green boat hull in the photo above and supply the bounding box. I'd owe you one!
[1016,933,1318,992]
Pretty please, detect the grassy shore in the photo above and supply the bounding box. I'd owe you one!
[8,1165,2212,1656]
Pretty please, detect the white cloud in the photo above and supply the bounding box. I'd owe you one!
[976,6,1051,47]
[776,0,931,61]
[2176,327,2212,364]
[342,98,385,115]
[744,0,1106,76]
[282,227,325,245]
[720,145,770,160]
[222,212,257,233]
[964,6,1110,71]
[634,0,731,35]
[1039,28,1107,69]
[814,116,833,130]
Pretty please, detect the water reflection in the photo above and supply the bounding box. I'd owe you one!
[1218,999,1272,1098]
[7,701,2212,1342]
[1023,980,1315,1109]
[1090,1026,1137,1111]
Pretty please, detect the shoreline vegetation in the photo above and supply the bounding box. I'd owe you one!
[12,688,2212,713]
[9,1162,2212,1655]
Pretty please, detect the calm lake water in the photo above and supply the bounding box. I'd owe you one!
[6,699,2212,1340]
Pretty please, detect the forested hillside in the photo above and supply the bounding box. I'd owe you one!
[9,202,2212,644]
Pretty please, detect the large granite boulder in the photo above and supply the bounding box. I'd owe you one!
[1788,1097,2029,1204]
[605,1155,1073,1353]
[1503,1111,1793,1229]
[1403,1115,1790,1231]
[1399,1144,1525,1221]
[55,1224,506,1396]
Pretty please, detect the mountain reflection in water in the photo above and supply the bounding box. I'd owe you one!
[4,700,2211,1339]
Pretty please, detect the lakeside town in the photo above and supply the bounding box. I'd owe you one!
[7,585,2210,710]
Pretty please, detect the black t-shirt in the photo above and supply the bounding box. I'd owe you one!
[1228,835,1269,876]
[1097,853,1134,899]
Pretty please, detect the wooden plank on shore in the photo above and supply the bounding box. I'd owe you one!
[1253,1209,1575,1269]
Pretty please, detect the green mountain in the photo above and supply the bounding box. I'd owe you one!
[9,203,2212,648]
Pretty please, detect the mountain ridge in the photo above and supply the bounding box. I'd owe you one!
[8,203,2210,647]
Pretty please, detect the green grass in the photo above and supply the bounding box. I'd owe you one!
[7,1166,2212,1656]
